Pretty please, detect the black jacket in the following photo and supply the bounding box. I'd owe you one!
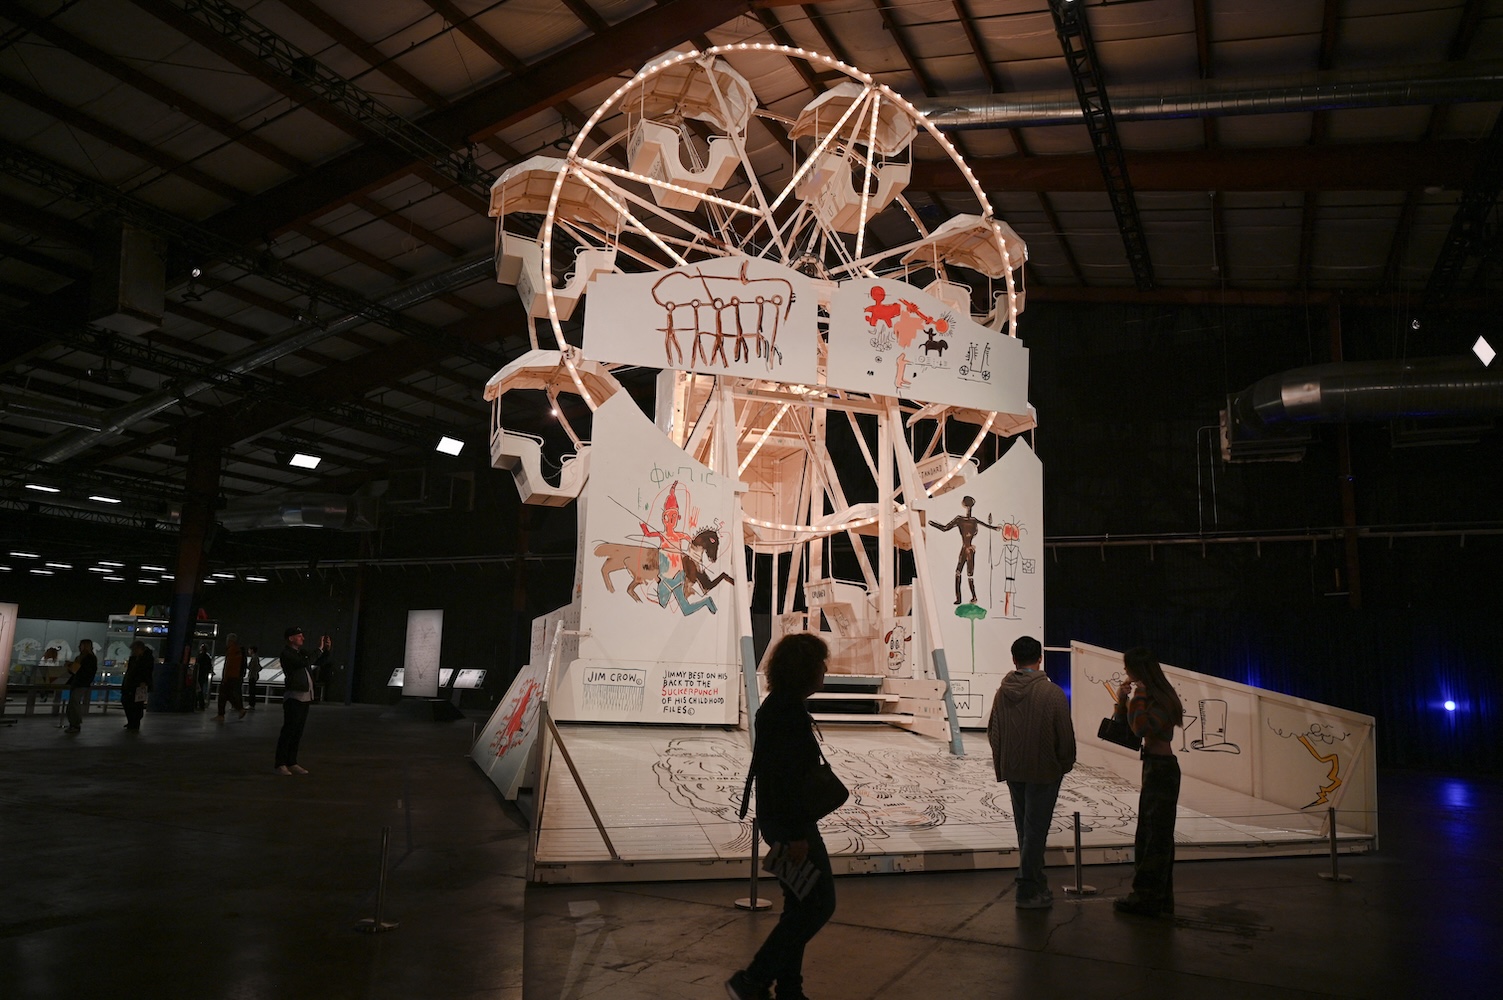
[280,642,330,695]
[121,650,154,692]
[751,688,822,843]
[67,651,97,688]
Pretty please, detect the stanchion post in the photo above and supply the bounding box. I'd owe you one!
[1062,811,1098,896]
[735,819,773,911]
[1317,806,1353,883]
[355,826,401,932]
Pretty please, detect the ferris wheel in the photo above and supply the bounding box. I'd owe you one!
[482,45,1040,756]
[487,44,1030,494]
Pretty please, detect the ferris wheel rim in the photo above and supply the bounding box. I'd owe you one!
[530,43,1017,480]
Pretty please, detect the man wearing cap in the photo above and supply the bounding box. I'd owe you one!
[274,626,331,776]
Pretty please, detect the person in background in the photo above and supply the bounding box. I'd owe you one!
[245,646,261,710]
[274,627,331,776]
[986,635,1076,909]
[1113,647,1186,918]
[214,633,246,721]
[121,640,154,731]
[727,633,837,1000]
[194,643,213,711]
[64,639,98,734]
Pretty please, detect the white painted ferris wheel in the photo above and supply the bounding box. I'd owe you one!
[483,44,1040,755]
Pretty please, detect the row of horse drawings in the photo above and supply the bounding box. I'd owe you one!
[649,736,1141,856]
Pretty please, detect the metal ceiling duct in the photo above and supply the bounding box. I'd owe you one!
[0,395,104,432]
[915,61,1503,129]
[30,254,494,464]
[214,494,379,533]
[1223,356,1503,458]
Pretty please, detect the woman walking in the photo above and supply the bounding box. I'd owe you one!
[728,633,838,1000]
[1113,646,1185,917]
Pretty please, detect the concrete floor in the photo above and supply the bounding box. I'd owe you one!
[3,705,1498,999]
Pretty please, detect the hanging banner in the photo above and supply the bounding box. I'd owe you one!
[402,609,444,698]
[583,255,820,384]
[826,277,1028,412]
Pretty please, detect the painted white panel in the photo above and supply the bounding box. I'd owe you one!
[561,392,740,724]
[583,256,820,384]
[402,609,443,697]
[921,441,1044,726]
[0,602,16,708]
[1070,641,1378,835]
[471,659,548,799]
[826,278,1028,411]
[1260,700,1375,819]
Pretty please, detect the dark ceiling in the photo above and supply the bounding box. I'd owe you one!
[2,0,1500,581]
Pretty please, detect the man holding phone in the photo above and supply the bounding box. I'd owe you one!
[274,626,331,776]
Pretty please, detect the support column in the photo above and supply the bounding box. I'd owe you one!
[1328,301,1363,610]
[155,415,223,711]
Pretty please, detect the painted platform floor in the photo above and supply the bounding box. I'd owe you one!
[532,724,1371,881]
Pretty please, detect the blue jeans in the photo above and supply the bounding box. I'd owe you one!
[1007,778,1062,899]
[748,827,836,994]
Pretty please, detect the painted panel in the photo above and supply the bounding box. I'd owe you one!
[1070,641,1377,834]
[560,392,740,723]
[826,277,1028,411]
[583,256,819,384]
[0,602,16,708]
[921,440,1044,726]
[471,658,548,799]
[402,609,443,698]
[1260,701,1375,818]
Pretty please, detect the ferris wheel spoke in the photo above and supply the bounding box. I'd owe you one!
[767,84,874,216]
[852,93,883,262]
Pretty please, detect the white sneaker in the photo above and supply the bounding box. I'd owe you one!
[289,764,309,775]
[275,765,292,775]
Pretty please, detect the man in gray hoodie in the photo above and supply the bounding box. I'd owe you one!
[987,635,1076,908]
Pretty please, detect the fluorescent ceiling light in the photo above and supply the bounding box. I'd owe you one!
[98,560,125,567]
[25,483,60,493]
[162,573,175,580]
[10,551,39,559]
[211,572,236,579]
[0,565,11,572]
[246,575,269,582]
[436,435,465,456]
[88,567,110,573]
[88,495,121,504]
[289,452,322,469]
[104,575,125,582]
[1475,336,1496,366]
[141,564,167,572]
[137,579,157,585]
[45,562,72,569]
[30,568,54,575]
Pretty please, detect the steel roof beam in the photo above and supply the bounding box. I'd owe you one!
[198,0,753,247]
[1047,0,1153,290]
[908,141,1481,193]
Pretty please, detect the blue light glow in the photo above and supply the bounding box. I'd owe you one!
[1444,700,1456,712]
